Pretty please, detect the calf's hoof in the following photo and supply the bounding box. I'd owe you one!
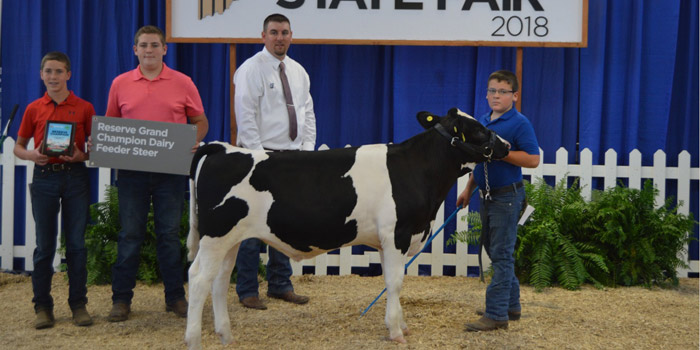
[217,330,234,345]
[390,335,407,344]
[184,335,202,350]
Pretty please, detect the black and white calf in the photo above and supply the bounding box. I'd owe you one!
[184,108,510,349]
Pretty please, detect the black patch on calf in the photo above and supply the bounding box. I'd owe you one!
[387,108,505,254]
[249,149,359,252]
[196,149,254,238]
[386,136,454,254]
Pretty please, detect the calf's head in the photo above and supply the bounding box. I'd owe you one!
[417,107,510,168]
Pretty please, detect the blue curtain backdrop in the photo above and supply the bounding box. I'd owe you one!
[1,0,698,271]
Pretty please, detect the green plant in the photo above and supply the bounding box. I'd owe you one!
[447,211,482,247]
[587,180,696,287]
[447,210,493,279]
[516,178,608,291]
[67,185,121,285]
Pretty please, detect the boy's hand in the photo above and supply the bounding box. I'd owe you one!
[58,142,87,163]
[456,189,471,208]
[31,141,50,166]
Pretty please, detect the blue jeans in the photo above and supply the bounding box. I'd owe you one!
[480,185,525,322]
[111,170,186,305]
[235,238,293,300]
[30,163,89,311]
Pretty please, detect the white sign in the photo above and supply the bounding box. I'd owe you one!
[168,0,587,47]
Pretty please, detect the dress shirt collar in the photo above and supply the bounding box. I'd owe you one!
[261,47,289,70]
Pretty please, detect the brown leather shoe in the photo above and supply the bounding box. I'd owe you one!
[34,308,55,329]
[240,296,267,310]
[476,309,521,321]
[465,316,508,332]
[71,306,94,326]
[107,303,130,322]
[266,291,309,305]
[166,299,188,318]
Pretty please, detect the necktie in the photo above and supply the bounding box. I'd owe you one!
[279,61,298,140]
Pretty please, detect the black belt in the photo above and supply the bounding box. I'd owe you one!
[36,162,85,173]
[480,181,523,198]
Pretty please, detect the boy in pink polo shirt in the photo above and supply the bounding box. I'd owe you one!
[105,25,209,322]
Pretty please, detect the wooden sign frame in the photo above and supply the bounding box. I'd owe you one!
[165,0,588,144]
[166,0,588,47]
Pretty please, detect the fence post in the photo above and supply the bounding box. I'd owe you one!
[652,150,667,208]
[580,148,593,200]
[629,149,642,190]
[554,148,569,185]
[1,137,16,269]
[677,151,693,277]
[604,149,618,189]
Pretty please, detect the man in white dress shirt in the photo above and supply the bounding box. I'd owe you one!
[232,13,315,310]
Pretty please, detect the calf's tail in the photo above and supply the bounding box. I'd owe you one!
[187,142,228,261]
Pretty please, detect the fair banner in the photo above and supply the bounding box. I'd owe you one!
[167,0,587,47]
[89,116,196,175]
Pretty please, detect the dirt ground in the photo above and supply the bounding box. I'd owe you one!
[0,272,698,350]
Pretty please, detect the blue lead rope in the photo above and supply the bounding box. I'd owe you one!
[359,205,463,318]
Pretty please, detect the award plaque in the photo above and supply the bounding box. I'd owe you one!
[41,121,76,156]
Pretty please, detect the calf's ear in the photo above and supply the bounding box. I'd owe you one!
[417,111,440,129]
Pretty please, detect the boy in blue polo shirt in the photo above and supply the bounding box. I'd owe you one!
[457,70,540,332]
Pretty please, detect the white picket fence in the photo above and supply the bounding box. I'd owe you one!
[1,137,699,277]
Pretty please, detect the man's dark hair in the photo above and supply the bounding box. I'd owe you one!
[263,13,291,32]
[488,70,519,93]
[40,51,71,72]
[134,25,166,46]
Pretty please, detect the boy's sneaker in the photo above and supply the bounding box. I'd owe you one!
[71,306,94,326]
[34,308,55,329]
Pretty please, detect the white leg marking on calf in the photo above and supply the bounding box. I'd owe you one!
[380,248,407,343]
[185,237,234,350]
[185,255,204,350]
[212,243,240,345]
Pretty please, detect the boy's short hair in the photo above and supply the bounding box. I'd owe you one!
[488,70,519,92]
[134,25,166,46]
[40,51,71,72]
[263,13,291,32]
